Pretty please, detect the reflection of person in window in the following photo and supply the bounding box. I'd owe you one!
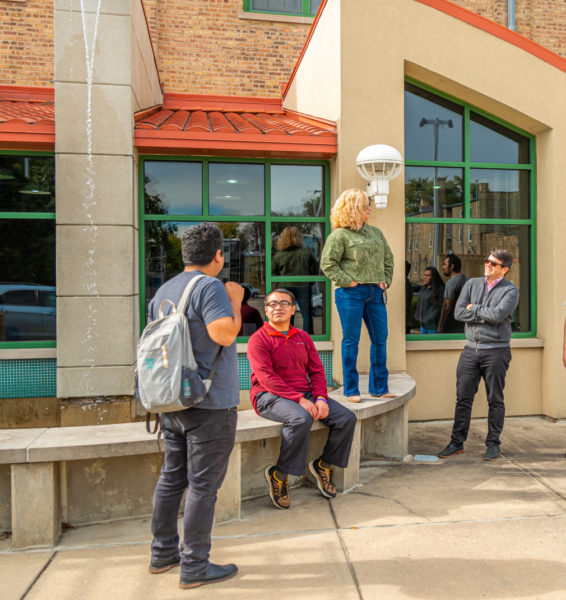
[238,285,264,337]
[437,254,468,333]
[272,226,319,334]
[415,266,444,334]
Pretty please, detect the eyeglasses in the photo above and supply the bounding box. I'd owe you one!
[485,258,503,267]
[265,300,293,308]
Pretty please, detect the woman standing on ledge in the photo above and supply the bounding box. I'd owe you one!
[320,189,395,403]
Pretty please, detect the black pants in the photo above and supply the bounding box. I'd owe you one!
[451,346,511,448]
[150,407,237,578]
[256,391,357,476]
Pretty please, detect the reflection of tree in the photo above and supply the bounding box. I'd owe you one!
[405,176,463,216]
[0,156,55,212]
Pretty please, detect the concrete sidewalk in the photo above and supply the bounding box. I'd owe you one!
[2,416,565,600]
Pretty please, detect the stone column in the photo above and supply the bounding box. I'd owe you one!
[54,0,161,401]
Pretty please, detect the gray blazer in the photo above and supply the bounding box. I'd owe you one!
[455,277,519,349]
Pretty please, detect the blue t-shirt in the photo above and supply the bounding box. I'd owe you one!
[148,270,239,410]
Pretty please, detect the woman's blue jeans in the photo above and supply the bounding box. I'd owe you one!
[335,284,389,397]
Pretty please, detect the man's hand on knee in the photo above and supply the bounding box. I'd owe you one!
[298,397,318,420]
[314,399,329,420]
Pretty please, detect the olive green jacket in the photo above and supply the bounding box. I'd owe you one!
[320,224,394,288]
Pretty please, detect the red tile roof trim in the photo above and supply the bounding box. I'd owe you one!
[0,86,55,150]
[135,93,337,159]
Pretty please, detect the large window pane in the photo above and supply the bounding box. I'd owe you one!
[404,84,463,162]
[144,221,266,314]
[0,219,55,341]
[470,169,530,219]
[144,161,202,215]
[272,280,327,336]
[271,165,324,217]
[209,163,264,216]
[405,223,530,334]
[470,112,530,164]
[271,222,323,276]
[251,0,301,13]
[0,156,55,212]
[405,166,463,217]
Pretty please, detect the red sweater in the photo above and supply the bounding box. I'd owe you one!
[247,322,328,412]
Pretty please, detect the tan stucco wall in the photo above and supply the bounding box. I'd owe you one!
[287,0,566,419]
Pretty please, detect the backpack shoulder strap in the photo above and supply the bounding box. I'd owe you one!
[177,273,206,315]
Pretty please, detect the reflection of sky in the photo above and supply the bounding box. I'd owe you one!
[145,162,202,215]
[470,120,523,164]
[271,165,323,215]
[405,90,463,162]
[209,163,264,216]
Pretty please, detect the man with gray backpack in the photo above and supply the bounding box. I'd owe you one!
[146,223,243,590]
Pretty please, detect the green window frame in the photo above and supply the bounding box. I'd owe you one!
[0,150,56,349]
[243,0,321,17]
[405,78,536,340]
[139,156,331,342]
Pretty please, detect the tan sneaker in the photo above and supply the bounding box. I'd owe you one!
[309,457,337,498]
[265,465,290,509]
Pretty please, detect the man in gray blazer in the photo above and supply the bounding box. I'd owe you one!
[438,248,519,461]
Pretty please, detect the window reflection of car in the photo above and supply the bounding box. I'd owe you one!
[0,284,56,341]
[241,283,259,298]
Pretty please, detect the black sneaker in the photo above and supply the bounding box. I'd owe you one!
[308,457,337,498]
[264,465,290,509]
[149,555,180,574]
[437,443,464,458]
[179,562,238,589]
[482,446,500,460]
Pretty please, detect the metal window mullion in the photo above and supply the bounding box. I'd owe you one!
[0,212,55,219]
[139,158,147,331]
[202,159,209,216]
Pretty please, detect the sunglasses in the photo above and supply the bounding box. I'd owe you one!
[485,258,503,267]
[265,300,293,308]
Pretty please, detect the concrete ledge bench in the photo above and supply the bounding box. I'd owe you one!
[0,373,415,549]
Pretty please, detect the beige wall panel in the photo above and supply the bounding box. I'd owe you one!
[54,10,131,85]
[131,0,162,111]
[54,82,133,155]
[57,296,136,367]
[407,348,543,421]
[63,453,161,524]
[57,365,135,398]
[283,0,341,121]
[56,154,134,226]
[57,225,135,296]
[54,0,130,13]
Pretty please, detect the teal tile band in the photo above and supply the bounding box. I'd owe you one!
[0,359,57,399]
[238,351,333,390]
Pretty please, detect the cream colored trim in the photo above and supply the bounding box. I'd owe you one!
[237,340,333,353]
[406,338,544,352]
[238,11,314,25]
[0,348,57,359]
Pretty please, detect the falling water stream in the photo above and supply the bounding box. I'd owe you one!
[79,0,103,392]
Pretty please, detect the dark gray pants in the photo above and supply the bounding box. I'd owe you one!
[150,407,237,577]
[256,391,357,476]
[451,346,511,448]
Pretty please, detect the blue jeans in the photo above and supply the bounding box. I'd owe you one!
[335,284,389,397]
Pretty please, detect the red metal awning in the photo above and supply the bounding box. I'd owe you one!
[135,93,337,159]
[0,86,55,150]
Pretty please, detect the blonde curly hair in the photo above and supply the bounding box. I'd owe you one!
[276,226,303,251]
[330,188,370,231]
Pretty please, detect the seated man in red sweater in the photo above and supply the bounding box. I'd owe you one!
[247,288,357,510]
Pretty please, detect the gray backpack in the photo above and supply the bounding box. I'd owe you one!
[136,274,221,414]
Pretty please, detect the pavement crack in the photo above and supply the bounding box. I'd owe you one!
[502,454,566,504]
[349,491,431,521]
[329,502,363,600]
[20,550,57,600]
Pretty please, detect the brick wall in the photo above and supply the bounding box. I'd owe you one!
[142,0,311,97]
[0,0,54,86]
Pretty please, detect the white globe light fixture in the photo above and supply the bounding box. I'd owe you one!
[356,144,403,209]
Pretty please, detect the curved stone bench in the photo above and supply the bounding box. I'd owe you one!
[0,373,415,549]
